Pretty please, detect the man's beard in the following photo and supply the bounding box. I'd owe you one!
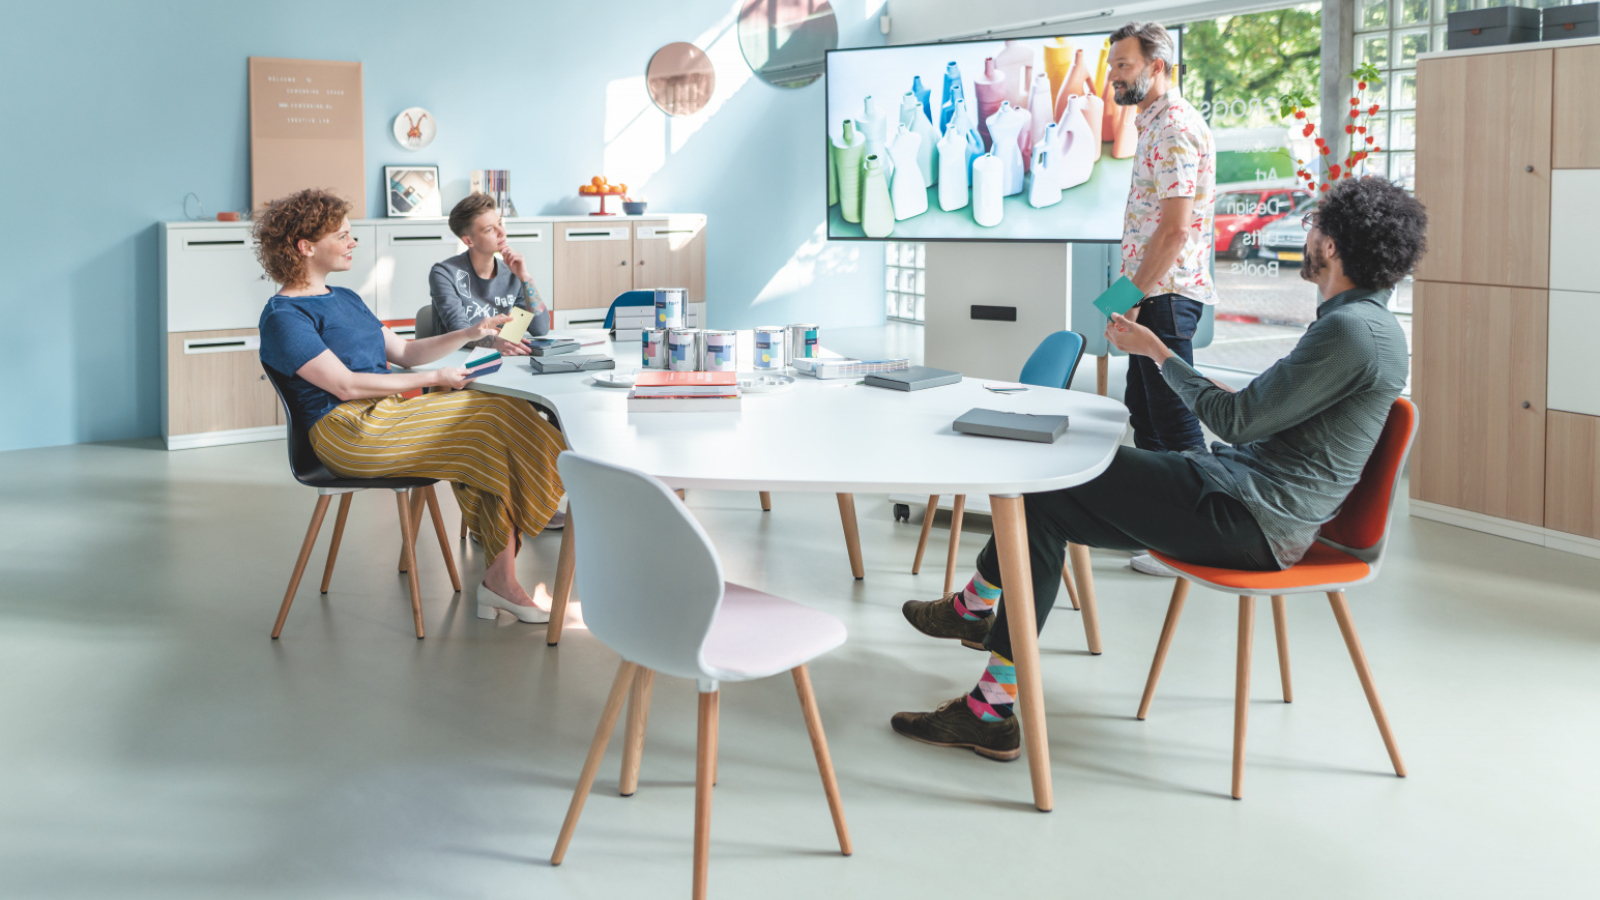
[1300,238,1326,283]
[1114,69,1152,106]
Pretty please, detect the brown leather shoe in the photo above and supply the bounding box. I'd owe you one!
[890,696,1021,761]
[902,593,992,650]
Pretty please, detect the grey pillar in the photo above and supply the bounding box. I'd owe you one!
[1320,0,1356,175]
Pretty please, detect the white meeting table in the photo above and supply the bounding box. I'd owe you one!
[419,339,1130,811]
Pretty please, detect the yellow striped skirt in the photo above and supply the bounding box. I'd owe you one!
[309,389,566,560]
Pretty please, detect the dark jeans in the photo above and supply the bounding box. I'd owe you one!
[974,446,1278,661]
[1126,294,1206,453]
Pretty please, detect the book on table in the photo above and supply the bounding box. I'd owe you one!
[626,395,742,412]
[464,350,502,379]
[528,353,615,374]
[525,338,580,357]
[952,408,1069,443]
[628,371,740,411]
[862,366,962,391]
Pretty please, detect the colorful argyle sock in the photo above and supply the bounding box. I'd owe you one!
[965,652,1017,721]
[951,573,1001,621]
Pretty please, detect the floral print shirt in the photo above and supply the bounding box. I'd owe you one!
[1120,89,1216,305]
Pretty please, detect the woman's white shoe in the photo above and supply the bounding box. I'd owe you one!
[476,582,551,624]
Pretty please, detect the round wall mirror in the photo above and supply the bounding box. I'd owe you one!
[737,0,838,88]
[647,42,716,117]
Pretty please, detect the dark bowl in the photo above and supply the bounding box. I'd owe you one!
[622,201,648,215]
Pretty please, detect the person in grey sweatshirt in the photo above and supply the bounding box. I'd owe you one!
[430,192,551,353]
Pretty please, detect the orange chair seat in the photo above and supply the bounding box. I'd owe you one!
[1150,542,1371,592]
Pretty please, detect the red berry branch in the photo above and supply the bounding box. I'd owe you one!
[1278,62,1384,193]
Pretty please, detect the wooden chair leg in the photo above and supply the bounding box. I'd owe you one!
[759,491,772,511]
[836,493,864,580]
[1060,556,1081,611]
[272,495,333,639]
[399,486,425,572]
[1068,543,1104,654]
[1271,595,1293,703]
[546,510,577,646]
[319,493,354,593]
[911,494,939,575]
[1233,595,1257,800]
[1136,578,1189,720]
[551,661,639,865]
[941,495,966,595]
[1327,592,1406,777]
[619,668,656,797]
[395,490,425,639]
[422,485,462,592]
[693,689,720,900]
[792,665,852,855]
[459,516,468,542]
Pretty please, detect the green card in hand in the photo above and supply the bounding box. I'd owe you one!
[1092,276,1145,319]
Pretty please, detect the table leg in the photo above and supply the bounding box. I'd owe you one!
[547,510,576,646]
[989,495,1052,812]
[1095,355,1109,397]
[836,493,864,580]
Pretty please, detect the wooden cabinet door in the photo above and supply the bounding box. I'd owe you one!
[1410,282,1547,524]
[166,329,281,436]
[1553,46,1600,168]
[1415,50,1551,288]
[553,223,633,311]
[1546,411,1600,538]
[632,218,706,304]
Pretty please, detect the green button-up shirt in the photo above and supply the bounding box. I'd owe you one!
[1160,288,1410,567]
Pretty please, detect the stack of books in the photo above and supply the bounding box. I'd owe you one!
[793,357,911,379]
[464,350,502,381]
[612,304,655,342]
[627,371,741,412]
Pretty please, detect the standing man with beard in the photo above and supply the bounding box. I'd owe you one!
[1107,22,1217,576]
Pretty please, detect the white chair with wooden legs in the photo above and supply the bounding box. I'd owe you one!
[264,365,461,640]
[1135,398,1417,799]
[550,452,851,900]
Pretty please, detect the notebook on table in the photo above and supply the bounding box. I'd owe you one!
[464,351,502,380]
[526,338,580,357]
[862,366,962,391]
[529,353,615,374]
[952,408,1069,443]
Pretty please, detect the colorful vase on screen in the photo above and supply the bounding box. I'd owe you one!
[1025,74,1053,174]
[827,136,838,207]
[1112,97,1137,159]
[1101,78,1118,143]
[911,74,932,122]
[939,62,964,134]
[1093,41,1110,99]
[984,101,1028,196]
[973,57,1008,150]
[900,92,939,187]
[860,155,895,238]
[996,39,1033,108]
[1082,90,1105,162]
[1055,49,1090,123]
[1053,94,1097,190]
[1028,150,1063,209]
[971,151,1005,227]
[888,126,929,220]
[936,124,970,211]
[832,120,865,223]
[1043,39,1073,105]
[859,96,892,180]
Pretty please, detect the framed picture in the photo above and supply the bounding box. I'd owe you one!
[384,165,441,217]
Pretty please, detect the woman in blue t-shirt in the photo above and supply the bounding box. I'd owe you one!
[256,189,565,624]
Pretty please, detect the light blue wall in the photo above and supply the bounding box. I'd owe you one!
[0,0,885,452]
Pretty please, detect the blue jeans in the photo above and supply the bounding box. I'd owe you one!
[1125,294,1206,453]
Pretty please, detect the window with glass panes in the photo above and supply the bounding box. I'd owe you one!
[885,242,925,323]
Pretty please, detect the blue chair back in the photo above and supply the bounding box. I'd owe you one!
[1017,330,1086,389]
[603,290,656,329]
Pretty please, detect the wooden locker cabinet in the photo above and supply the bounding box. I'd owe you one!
[166,329,280,436]
[553,223,633,311]
[1546,412,1600,539]
[1552,46,1600,169]
[1414,49,1552,289]
[632,218,707,303]
[1410,281,1547,525]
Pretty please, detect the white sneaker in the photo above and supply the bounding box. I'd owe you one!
[1129,553,1176,577]
[545,510,566,531]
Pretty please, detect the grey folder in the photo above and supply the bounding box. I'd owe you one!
[863,366,962,391]
[529,353,616,374]
[953,408,1069,443]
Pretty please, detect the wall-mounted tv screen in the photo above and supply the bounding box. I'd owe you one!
[826,31,1180,242]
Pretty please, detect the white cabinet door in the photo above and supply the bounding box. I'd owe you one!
[326,224,378,312]
[374,222,463,321]
[1550,170,1600,294]
[165,226,273,332]
[503,219,554,305]
[1549,290,1600,416]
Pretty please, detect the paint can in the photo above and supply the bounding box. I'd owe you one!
[787,323,820,363]
[654,287,687,330]
[641,329,668,369]
[668,328,701,371]
[753,326,787,370]
[701,329,737,372]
